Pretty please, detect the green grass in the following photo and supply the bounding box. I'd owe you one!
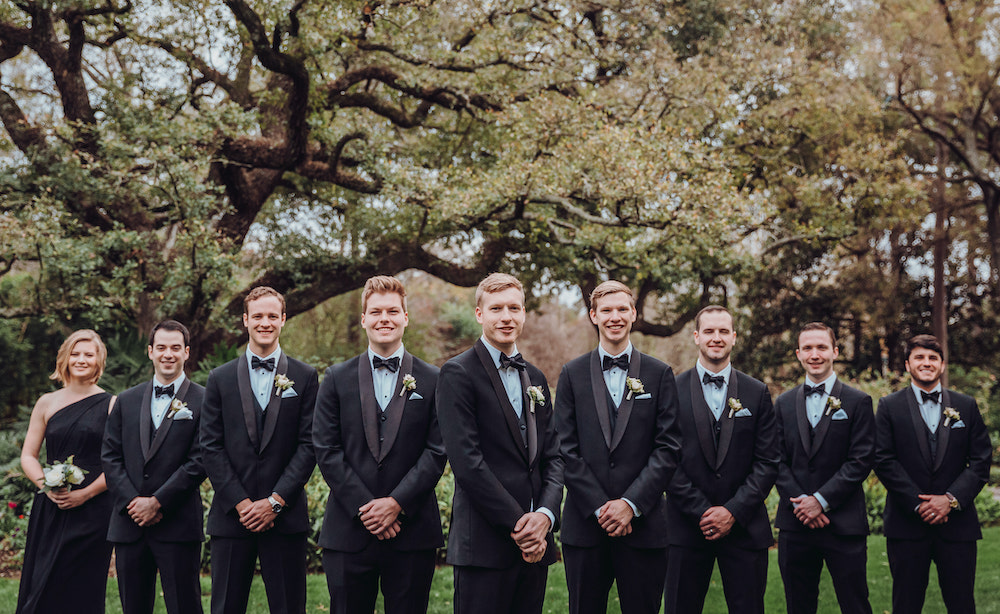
[2,527,999,613]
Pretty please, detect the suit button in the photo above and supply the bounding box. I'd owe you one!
[610,462,616,468]
[380,415,386,422]
[715,473,722,479]
[379,436,384,442]
[143,474,150,479]
[377,463,384,471]
[520,424,526,430]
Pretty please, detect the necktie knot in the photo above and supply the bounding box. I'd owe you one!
[154,384,174,398]
[804,383,825,397]
[373,356,400,373]
[921,390,941,404]
[702,372,725,389]
[251,356,275,371]
[499,353,527,371]
[602,354,630,371]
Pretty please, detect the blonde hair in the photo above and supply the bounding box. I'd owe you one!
[362,276,407,312]
[244,286,285,314]
[589,281,634,309]
[50,329,107,385]
[475,273,524,307]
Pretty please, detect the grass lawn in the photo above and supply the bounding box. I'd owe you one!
[2,526,998,613]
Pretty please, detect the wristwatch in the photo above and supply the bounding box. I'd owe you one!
[268,495,283,514]
[946,493,960,510]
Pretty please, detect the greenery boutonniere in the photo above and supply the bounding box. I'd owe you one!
[825,397,842,416]
[728,398,744,419]
[399,374,417,397]
[943,406,960,427]
[527,385,545,414]
[274,373,294,394]
[625,377,645,400]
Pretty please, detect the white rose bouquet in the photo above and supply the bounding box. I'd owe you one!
[40,455,87,493]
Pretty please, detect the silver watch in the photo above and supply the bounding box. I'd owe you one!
[268,495,283,514]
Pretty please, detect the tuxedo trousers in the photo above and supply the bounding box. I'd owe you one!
[322,543,435,614]
[452,561,548,614]
[887,536,977,613]
[209,532,307,614]
[664,542,767,614]
[777,531,871,614]
[115,539,204,614]
[563,541,666,614]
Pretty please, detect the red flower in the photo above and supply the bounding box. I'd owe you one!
[7,502,16,510]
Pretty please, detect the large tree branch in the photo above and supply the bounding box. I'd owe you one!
[0,86,45,153]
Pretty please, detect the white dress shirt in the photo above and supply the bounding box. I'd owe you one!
[696,361,731,421]
[804,373,837,428]
[598,342,632,408]
[913,382,943,432]
[246,346,281,410]
[369,345,404,411]
[151,373,186,429]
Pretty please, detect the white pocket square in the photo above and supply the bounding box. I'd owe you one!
[281,388,298,398]
[172,409,193,420]
[952,420,966,428]
[634,393,652,400]
[832,409,849,421]
[735,408,752,417]
[409,392,424,401]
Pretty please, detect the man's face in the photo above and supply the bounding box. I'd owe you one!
[796,329,839,383]
[693,310,736,367]
[476,286,526,353]
[243,295,286,352]
[148,329,189,383]
[590,292,636,349]
[905,347,945,389]
[362,291,408,351]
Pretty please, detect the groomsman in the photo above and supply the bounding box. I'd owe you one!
[664,305,778,614]
[436,273,564,614]
[774,323,875,614]
[201,286,319,614]
[103,320,206,614]
[874,334,991,613]
[555,281,681,614]
[313,275,446,614]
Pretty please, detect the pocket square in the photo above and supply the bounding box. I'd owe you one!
[171,408,193,420]
[735,408,752,417]
[831,409,849,421]
[409,392,424,401]
[952,420,966,429]
[634,393,652,400]
[281,388,298,398]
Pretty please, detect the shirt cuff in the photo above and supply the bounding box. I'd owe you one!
[813,492,830,512]
[622,497,641,518]
[537,507,556,531]
[793,493,808,509]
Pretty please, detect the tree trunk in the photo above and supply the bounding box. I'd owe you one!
[931,143,949,386]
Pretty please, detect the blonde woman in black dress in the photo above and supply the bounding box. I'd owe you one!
[16,329,116,614]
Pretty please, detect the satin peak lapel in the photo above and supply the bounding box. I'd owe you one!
[589,351,613,449]
[794,385,811,456]
[236,357,259,450]
[358,355,382,460]
[518,369,538,464]
[259,352,289,452]
[715,373,739,470]
[138,381,155,461]
[609,349,642,453]
[378,352,414,462]
[809,379,842,458]
[146,378,192,463]
[688,372,717,468]
[933,389,953,472]
[905,388,933,468]
[474,341,529,463]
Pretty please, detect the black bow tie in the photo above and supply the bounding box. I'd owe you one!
[602,355,630,371]
[702,372,725,389]
[154,384,174,398]
[499,353,527,371]
[251,356,275,371]
[804,383,825,397]
[372,356,400,373]
[921,390,941,404]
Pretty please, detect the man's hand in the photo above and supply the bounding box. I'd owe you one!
[597,499,635,537]
[238,499,277,532]
[375,520,402,541]
[359,497,403,537]
[127,496,163,527]
[918,494,951,525]
[699,506,735,541]
[790,495,826,527]
[803,513,830,529]
[511,512,551,555]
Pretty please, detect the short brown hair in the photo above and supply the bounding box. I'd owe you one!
[694,305,731,330]
[475,273,523,307]
[50,329,107,385]
[589,281,634,310]
[244,286,285,314]
[362,275,407,312]
[148,320,191,347]
[799,322,837,347]
[906,334,944,361]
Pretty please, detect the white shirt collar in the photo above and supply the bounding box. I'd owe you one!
[368,345,405,365]
[805,372,837,393]
[696,360,731,380]
[481,336,518,369]
[598,342,633,361]
[153,372,186,390]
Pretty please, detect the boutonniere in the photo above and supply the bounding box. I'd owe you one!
[625,377,645,400]
[943,406,960,427]
[274,373,294,395]
[825,397,842,416]
[399,374,417,397]
[527,385,545,414]
[728,398,743,419]
[167,398,193,420]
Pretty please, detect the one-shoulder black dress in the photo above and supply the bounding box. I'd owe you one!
[16,392,114,614]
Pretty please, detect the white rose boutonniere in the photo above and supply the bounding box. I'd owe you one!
[168,398,194,420]
[943,407,960,427]
[825,397,842,416]
[399,374,417,397]
[625,377,645,400]
[40,455,87,493]
[274,373,294,395]
[527,385,545,414]
[728,398,744,419]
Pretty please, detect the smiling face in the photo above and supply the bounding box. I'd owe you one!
[905,346,945,391]
[693,310,736,371]
[796,328,839,383]
[590,291,636,355]
[476,286,526,355]
[67,340,99,384]
[362,291,408,356]
[243,295,286,356]
[148,328,189,384]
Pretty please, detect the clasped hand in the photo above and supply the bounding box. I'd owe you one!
[46,487,90,510]
[236,498,276,532]
[511,512,550,563]
[127,496,163,527]
[359,497,402,540]
[598,499,634,537]
[790,495,830,529]
[917,494,951,525]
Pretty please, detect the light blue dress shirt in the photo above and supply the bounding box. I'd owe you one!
[151,373,186,429]
[246,347,281,410]
[912,382,943,432]
[696,361,731,421]
[369,345,404,411]
[598,342,632,408]
[804,373,837,428]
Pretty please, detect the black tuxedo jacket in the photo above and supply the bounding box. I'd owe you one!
[103,378,206,543]
[314,351,446,552]
[874,386,991,542]
[666,366,778,550]
[201,353,318,537]
[437,340,564,568]
[555,348,681,548]
[774,379,875,536]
